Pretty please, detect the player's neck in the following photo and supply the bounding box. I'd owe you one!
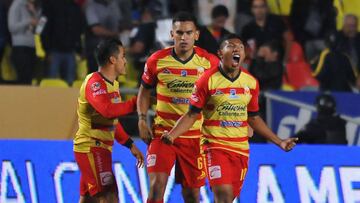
[99,67,117,83]
[173,47,194,61]
[220,64,240,79]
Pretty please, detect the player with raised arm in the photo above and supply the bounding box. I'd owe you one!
[162,34,298,203]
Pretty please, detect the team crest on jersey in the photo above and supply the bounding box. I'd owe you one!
[197,67,204,77]
[163,68,171,74]
[91,82,101,92]
[244,86,250,95]
[229,89,239,99]
[181,70,187,77]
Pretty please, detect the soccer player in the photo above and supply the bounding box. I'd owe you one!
[137,12,219,203]
[162,34,298,203]
[73,38,144,203]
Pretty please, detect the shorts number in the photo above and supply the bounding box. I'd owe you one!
[197,157,203,169]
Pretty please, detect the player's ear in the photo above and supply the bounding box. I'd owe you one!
[170,30,174,40]
[194,29,200,41]
[217,49,223,59]
[109,55,116,64]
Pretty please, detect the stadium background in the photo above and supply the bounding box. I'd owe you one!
[1,0,360,202]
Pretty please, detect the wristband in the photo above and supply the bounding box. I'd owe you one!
[123,138,134,149]
[138,113,147,120]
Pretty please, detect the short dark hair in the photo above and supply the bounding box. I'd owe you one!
[211,5,229,19]
[219,33,243,49]
[261,40,284,61]
[172,11,198,28]
[94,38,123,67]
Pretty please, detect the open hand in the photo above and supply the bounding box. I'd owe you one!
[130,144,144,168]
[280,137,298,152]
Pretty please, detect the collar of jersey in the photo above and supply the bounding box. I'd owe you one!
[171,48,195,64]
[97,72,114,86]
[218,63,241,82]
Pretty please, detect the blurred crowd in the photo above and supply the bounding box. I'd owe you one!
[0,0,360,93]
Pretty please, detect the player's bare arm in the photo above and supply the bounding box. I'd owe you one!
[248,115,298,151]
[137,85,153,144]
[129,144,145,168]
[161,110,199,144]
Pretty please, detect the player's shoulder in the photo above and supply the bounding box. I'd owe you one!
[241,67,257,81]
[148,47,172,62]
[84,72,106,89]
[199,65,219,82]
[240,67,258,87]
[194,46,219,60]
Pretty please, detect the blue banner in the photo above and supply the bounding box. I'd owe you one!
[1,140,360,203]
[269,91,360,145]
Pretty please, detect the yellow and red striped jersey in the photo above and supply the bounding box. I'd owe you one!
[74,72,136,153]
[141,46,219,138]
[190,66,259,157]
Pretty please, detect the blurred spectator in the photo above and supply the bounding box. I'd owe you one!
[129,2,160,85]
[84,0,123,73]
[197,0,237,32]
[290,0,337,61]
[336,14,360,72]
[8,0,41,84]
[168,0,194,14]
[41,0,84,85]
[118,0,133,30]
[234,0,252,35]
[296,93,347,145]
[312,32,357,92]
[249,40,284,91]
[249,40,284,143]
[196,5,230,55]
[241,0,287,59]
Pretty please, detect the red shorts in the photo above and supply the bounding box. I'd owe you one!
[205,149,249,197]
[146,137,206,188]
[74,147,117,196]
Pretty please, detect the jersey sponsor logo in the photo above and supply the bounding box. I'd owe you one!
[181,70,187,77]
[229,89,239,99]
[91,82,101,92]
[100,171,113,186]
[217,101,246,117]
[197,67,204,77]
[209,165,222,179]
[167,79,194,93]
[147,154,156,167]
[92,89,107,97]
[220,121,243,127]
[172,97,190,104]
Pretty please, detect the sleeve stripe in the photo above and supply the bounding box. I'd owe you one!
[189,105,202,113]
[141,80,155,89]
[248,111,260,117]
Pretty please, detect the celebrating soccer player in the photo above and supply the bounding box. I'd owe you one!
[162,34,298,202]
[73,38,144,203]
[137,12,219,203]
